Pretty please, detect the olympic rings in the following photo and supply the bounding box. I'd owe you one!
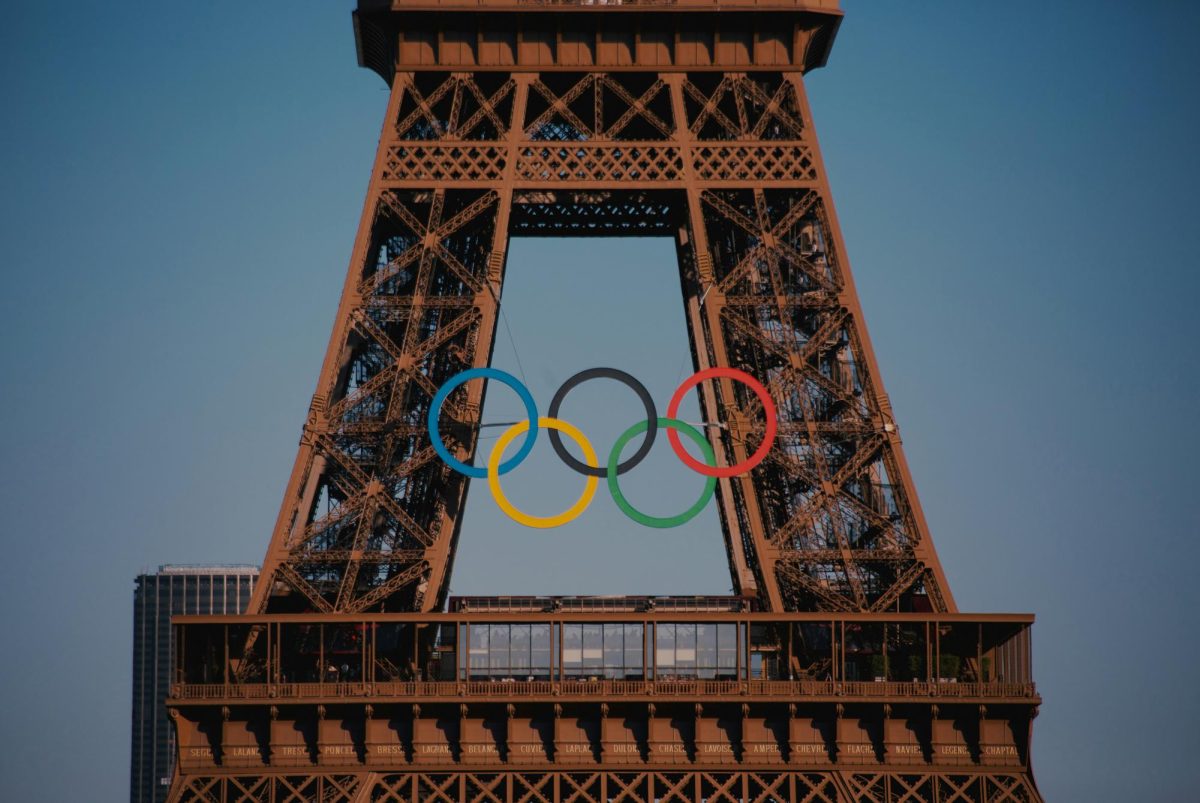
[428,367,538,479]
[608,418,716,528]
[548,368,657,478]
[666,367,778,479]
[427,365,778,528]
[489,417,599,529]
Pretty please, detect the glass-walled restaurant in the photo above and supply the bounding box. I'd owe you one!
[464,622,741,681]
[171,611,1035,696]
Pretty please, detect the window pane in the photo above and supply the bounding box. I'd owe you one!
[717,623,737,671]
[510,624,531,671]
[489,624,509,672]
[675,624,696,674]
[697,624,718,679]
[623,624,644,677]
[603,624,624,677]
[562,624,582,675]
[656,624,676,670]
[530,624,551,678]
[582,624,603,670]
[469,625,489,675]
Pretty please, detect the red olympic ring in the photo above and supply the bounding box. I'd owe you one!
[665,367,778,479]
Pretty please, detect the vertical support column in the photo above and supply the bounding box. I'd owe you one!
[421,73,531,611]
[783,73,957,613]
[663,72,776,610]
[250,74,414,614]
[247,72,530,615]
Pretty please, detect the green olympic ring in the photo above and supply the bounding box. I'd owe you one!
[606,417,717,528]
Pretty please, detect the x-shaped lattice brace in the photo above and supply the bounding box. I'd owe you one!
[683,74,806,140]
[512,772,554,803]
[986,773,1036,803]
[889,773,936,803]
[795,772,840,803]
[371,773,415,803]
[937,773,985,803]
[560,772,602,803]
[463,773,506,803]
[396,74,516,140]
[843,772,887,803]
[526,74,673,140]
[650,772,694,803]
[606,772,650,803]
[418,773,463,803]
[177,775,220,803]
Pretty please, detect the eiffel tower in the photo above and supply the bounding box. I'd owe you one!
[166,2,1041,800]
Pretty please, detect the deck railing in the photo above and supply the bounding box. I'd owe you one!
[171,678,1036,702]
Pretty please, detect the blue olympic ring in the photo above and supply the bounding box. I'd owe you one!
[427,367,539,479]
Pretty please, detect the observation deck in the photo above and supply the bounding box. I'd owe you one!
[168,597,1037,772]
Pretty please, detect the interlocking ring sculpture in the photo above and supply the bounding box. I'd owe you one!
[428,366,778,529]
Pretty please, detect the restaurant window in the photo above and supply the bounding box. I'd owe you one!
[489,624,510,674]
[563,624,583,677]
[510,624,531,673]
[531,624,551,679]
[653,622,738,679]
[697,624,718,679]
[655,623,676,677]
[624,624,644,679]
[717,623,737,677]
[603,624,623,679]
[583,624,603,673]
[469,623,490,679]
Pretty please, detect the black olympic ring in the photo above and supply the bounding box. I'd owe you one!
[547,367,658,478]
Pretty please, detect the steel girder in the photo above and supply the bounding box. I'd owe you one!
[167,769,1042,803]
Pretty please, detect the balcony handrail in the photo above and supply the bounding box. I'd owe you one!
[170,678,1037,702]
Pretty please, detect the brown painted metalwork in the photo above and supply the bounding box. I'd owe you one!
[167,606,1039,800]
[167,1,1041,799]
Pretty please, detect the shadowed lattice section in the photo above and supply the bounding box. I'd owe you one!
[168,770,1041,802]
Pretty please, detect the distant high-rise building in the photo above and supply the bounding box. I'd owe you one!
[130,565,258,803]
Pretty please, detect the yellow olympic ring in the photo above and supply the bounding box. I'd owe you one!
[487,417,599,528]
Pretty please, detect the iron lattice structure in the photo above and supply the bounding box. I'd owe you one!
[172,771,1035,803]
[251,5,953,620]
[166,2,1041,800]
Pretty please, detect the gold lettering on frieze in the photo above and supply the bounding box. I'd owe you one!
[891,744,922,755]
[750,743,779,753]
[517,744,545,753]
[465,744,497,754]
[653,744,686,753]
[187,747,213,759]
[793,744,825,753]
[372,744,404,754]
[983,745,1018,756]
[843,744,874,754]
[227,746,259,757]
[561,743,591,753]
[701,744,733,753]
[277,746,307,756]
[608,743,639,754]
[939,745,969,755]
[418,745,452,754]
[322,745,355,755]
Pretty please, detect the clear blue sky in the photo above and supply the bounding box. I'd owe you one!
[1,1,1197,800]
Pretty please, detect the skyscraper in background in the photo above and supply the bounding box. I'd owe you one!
[130,565,259,803]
